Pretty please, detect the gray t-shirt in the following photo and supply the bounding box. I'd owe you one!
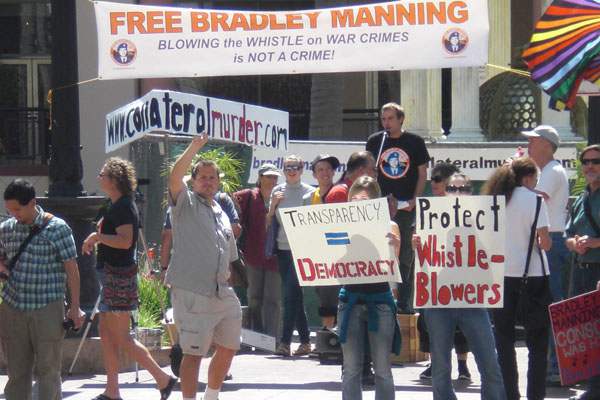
[166,189,238,297]
[271,181,315,250]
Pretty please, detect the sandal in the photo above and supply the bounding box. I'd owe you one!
[92,395,122,400]
[160,376,178,400]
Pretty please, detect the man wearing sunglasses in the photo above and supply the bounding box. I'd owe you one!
[521,125,570,386]
[366,102,430,313]
[565,144,600,400]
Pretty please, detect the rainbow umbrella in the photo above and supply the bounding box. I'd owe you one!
[523,0,600,110]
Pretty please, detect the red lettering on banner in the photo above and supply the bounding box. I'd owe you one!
[416,234,494,270]
[414,271,503,306]
[297,258,315,281]
[295,258,397,283]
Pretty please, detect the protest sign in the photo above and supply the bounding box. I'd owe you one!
[414,195,505,308]
[278,198,401,286]
[94,0,489,80]
[105,90,288,182]
[550,289,600,386]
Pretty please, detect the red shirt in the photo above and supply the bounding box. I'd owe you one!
[234,188,278,271]
[325,178,353,204]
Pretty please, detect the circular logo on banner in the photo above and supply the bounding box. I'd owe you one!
[111,39,137,66]
[379,148,410,179]
[442,28,468,55]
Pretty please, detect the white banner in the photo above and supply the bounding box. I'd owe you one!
[256,140,579,185]
[278,198,401,286]
[94,1,489,80]
[105,89,288,155]
[414,195,505,308]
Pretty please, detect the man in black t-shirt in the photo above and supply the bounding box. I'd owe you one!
[366,102,430,313]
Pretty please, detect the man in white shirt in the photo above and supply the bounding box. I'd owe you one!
[522,125,569,385]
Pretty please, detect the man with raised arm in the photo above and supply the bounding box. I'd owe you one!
[165,135,242,400]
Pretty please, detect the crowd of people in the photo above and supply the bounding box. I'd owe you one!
[0,102,598,400]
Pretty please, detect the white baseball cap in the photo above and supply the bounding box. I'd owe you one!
[521,125,560,148]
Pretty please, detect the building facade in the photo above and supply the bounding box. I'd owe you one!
[0,0,585,202]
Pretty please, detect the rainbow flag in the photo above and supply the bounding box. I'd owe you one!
[523,0,600,110]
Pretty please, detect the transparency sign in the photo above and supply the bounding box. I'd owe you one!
[550,289,600,386]
[105,89,288,154]
[414,195,505,308]
[278,198,401,286]
[94,0,489,79]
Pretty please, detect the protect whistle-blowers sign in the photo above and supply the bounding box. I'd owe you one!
[105,89,288,154]
[414,195,505,308]
[549,289,600,386]
[278,198,402,286]
[94,0,489,79]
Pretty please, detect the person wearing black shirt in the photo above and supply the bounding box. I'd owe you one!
[366,102,430,312]
[83,157,176,400]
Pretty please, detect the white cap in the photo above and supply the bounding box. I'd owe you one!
[521,125,560,148]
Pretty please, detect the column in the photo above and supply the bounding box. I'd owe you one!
[449,67,485,142]
[485,0,511,83]
[400,69,442,139]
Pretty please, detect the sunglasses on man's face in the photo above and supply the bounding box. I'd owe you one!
[431,175,445,183]
[446,185,472,194]
[284,165,302,172]
[581,158,600,166]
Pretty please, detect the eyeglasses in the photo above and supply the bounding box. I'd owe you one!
[446,185,472,194]
[431,175,445,183]
[284,165,302,172]
[581,158,600,166]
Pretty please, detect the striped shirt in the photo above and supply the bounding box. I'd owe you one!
[0,206,77,310]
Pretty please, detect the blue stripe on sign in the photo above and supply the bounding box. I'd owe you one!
[325,232,349,239]
[326,238,350,245]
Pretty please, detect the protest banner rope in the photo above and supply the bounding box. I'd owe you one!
[47,77,100,130]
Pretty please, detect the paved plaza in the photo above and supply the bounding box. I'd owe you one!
[0,342,582,399]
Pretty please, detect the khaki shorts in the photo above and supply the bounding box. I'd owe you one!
[171,287,242,356]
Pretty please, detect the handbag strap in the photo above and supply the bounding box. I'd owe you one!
[583,187,600,237]
[523,195,542,281]
[7,212,53,271]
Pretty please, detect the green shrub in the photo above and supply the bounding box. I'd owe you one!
[137,274,169,328]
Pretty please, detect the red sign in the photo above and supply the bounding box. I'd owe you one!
[549,289,600,386]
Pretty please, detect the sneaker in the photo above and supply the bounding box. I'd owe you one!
[419,364,432,380]
[275,343,291,357]
[293,343,312,356]
[224,373,233,381]
[458,364,471,381]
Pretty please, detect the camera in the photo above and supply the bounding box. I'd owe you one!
[62,318,79,332]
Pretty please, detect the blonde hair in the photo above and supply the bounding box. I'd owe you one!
[381,102,405,120]
[348,176,381,200]
[284,154,303,166]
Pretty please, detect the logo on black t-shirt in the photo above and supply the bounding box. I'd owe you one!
[379,148,410,179]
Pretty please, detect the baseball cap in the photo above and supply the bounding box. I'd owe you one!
[521,125,560,148]
[311,154,341,171]
[258,163,280,177]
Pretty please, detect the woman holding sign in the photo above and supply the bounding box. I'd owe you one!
[267,155,315,357]
[483,157,552,400]
[337,176,401,400]
[415,173,505,400]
